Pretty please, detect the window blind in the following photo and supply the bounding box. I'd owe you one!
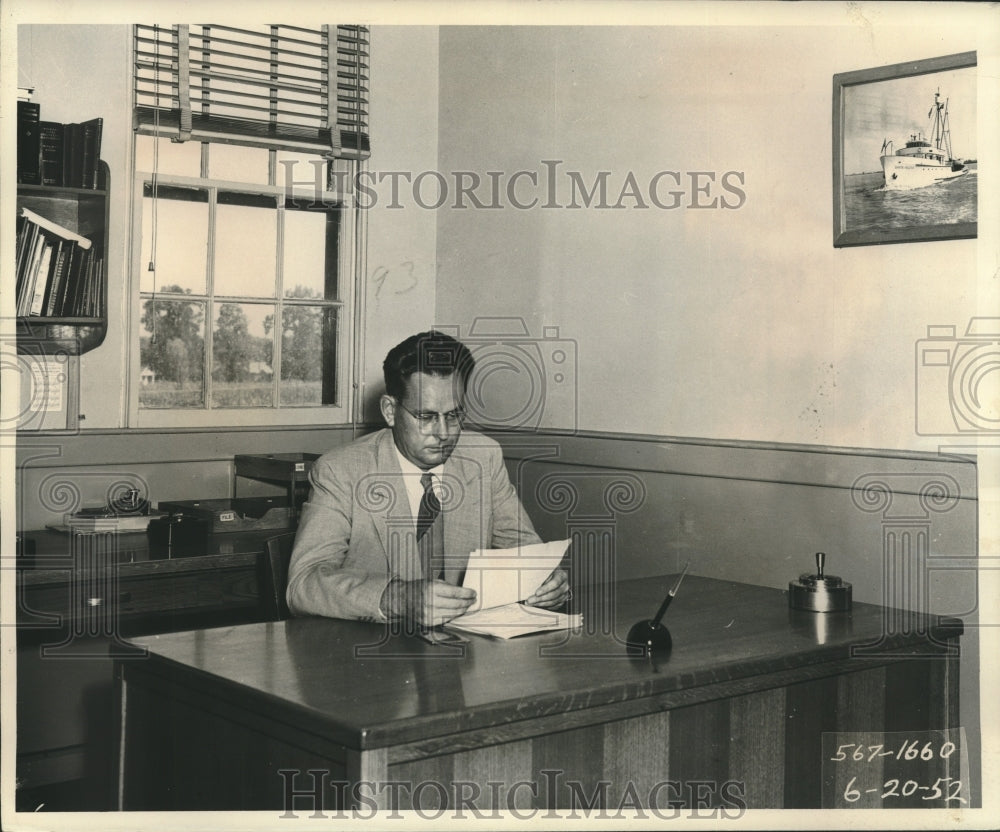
[134,24,369,158]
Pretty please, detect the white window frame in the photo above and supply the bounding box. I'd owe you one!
[126,154,363,429]
[126,24,368,428]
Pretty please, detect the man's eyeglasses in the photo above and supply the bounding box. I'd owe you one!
[395,400,466,432]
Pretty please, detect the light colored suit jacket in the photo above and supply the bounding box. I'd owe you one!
[287,429,541,621]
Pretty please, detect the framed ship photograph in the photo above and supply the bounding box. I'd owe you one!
[833,51,977,247]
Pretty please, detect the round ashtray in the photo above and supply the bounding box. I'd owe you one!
[788,575,852,613]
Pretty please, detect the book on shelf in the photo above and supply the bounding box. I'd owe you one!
[72,254,102,318]
[18,232,45,317]
[39,121,65,186]
[45,242,69,317]
[60,118,103,189]
[63,122,82,190]
[15,207,99,318]
[28,243,55,316]
[17,100,41,185]
[81,118,103,189]
[86,259,105,317]
[16,105,103,190]
[17,226,50,317]
[15,214,36,311]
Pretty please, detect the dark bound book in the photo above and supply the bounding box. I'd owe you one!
[81,257,103,317]
[15,214,31,292]
[81,118,104,189]
[63,246,94,317]
[39,121,65,186]
[17,101,41,185]
[53,244,81,317]
[44,241,71,317]
[16,224,43,315]
[62,122,83,188]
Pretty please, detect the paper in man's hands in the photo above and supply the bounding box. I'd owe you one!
[461,539,570,612]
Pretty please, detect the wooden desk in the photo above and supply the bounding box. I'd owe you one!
[117,575,964,812]
[15,529,272,809]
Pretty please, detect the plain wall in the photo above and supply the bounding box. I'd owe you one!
[360,26,440,420]
[435,22,998,451]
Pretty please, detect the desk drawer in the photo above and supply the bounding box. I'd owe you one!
[120,567,259,615]
[20,565,259,628]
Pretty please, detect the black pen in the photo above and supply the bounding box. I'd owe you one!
[650,561,690,628]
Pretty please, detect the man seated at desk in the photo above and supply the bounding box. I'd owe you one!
[287,330,569,626]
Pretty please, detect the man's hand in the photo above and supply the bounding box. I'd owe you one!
[525,568,571,609]
[382,578,477,627]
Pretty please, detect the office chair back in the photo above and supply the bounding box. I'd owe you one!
[260,531,297,621]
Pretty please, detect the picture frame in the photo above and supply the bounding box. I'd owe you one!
[833,51,977,247]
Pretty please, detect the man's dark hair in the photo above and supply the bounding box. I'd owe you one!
[383,330,475,400]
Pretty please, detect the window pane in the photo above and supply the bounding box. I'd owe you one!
[279,306,337,406]
[208,144,270,185]
[138,298,206,408]
[277,153,329,195]
[140,186,208,294]
[212,302,275,408]
[135,136,202,177]
[214,194,278,298]
[283,207,338,299]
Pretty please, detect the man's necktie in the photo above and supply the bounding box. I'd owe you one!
[416,472,441,541]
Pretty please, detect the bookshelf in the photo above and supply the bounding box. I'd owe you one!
[16,161,109,355]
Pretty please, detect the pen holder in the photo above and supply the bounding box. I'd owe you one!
[625,620,673,658]
[626,563,690,659]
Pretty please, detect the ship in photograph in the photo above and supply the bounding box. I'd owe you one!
[880,90,969,190]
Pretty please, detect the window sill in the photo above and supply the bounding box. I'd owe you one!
[131,404,353,430]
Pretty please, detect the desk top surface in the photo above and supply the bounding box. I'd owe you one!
[126,575,956,750]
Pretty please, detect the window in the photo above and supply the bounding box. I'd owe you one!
[129,25,368,427]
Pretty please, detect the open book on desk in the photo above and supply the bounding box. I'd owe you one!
[445,539,581,638]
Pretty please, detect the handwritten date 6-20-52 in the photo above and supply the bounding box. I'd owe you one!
[842,775,965,803]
